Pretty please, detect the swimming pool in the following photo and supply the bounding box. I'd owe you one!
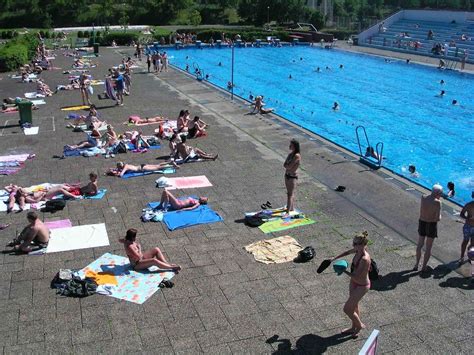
[168,46,473,204]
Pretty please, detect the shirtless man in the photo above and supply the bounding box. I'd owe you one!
[414,184,443,272]
[108,161,178,177]
[157,190,208,212]
[459,192,474,261]
[6,212,50,252]
[46,173,99,199]
[176,135,218,161]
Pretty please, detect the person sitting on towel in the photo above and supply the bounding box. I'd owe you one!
[176,135,218,161]
[158,190,208,212]
[45,172,99,199]
[65,129,102,150]
[107,161,178,177]
[6,212,50,253]
[119,228,181,272]
[5,184,46,213]
[187,116,208,138]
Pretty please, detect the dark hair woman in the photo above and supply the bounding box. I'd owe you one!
[283,139,301,216]
[119,228,181,272]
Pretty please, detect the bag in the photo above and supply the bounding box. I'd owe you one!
[42,200,66,213]
[113,141,128,154]
[51,274,98,298]
[296,246,315,262]
[369,259,380,280]
[147,137,159,146]
[244,215,266,227]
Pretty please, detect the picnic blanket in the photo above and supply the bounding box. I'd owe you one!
[156,175,213,190]
[144,199,223,230]
[30,223,109,255]
[76,252,176,304]
[122,167,175,179]
[244,236,303,264]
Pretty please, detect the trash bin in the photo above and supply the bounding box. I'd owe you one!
[18,100,33,124]
[93,43,99,55]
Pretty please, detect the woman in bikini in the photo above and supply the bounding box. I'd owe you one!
[127,116,167,125]
[119,229,181,272]
[283,139,301,215]
[177,110,190,133]
[331,232,371,338]
[108,161,178,177]
[187,116,208,138]
[79,73,92,106]
[158,190,207,211]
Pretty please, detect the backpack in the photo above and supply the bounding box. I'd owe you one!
[42,200,66,213]
[244,215,266,227]
[369,259,380,280]
[295,246,316,262]
[113,141,128,154]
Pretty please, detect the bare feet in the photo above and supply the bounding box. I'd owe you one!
[341,327,355,335]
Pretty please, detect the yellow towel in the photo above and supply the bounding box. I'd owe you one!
[244,235,302,264]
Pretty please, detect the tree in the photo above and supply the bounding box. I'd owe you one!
[238,0,306,25]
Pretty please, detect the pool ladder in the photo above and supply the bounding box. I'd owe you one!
[193,62,205,81]
[356,125,384,169]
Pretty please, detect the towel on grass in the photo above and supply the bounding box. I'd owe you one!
[122,167,175,179]
[76,252,176,304]
[245,236,303,264]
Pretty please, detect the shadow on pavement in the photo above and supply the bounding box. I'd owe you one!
[439,276,473,290]
[370,269,418,291]
[266,333,354,354]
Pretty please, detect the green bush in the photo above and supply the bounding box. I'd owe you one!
[83,30,89,38]
[96,31,101,37]
[321,28,357,40]
[100,32,139,46]
[77,30,83,38]
[0,43,28,72]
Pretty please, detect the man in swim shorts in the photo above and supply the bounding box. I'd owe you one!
[414,184,443,272]
[460,192,474,261]
[109,161,178,177]
[6,212,50,253]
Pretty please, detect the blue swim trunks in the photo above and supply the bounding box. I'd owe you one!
[463,224,474,241]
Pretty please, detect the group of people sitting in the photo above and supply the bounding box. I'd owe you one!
[4,172,99,213]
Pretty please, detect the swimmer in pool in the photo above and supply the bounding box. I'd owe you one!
[437,90,445,97]
[218,62,222,66]
[326,66,331,70]
[452,100,459,105]
[289,74,292,79]
[447,181,455,198]
[315,67,321,72]
[339,64,344,69]
[332,102,340,111]
[365,146,381,161]
[440,79,445,85]
[408,165,419,178]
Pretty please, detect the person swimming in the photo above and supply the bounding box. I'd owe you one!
[289,74,292,79]
[440,79,445,85]
[437,90,445,97]
[408,165,419,178]
[339,64,344,69]
[365,146,381,161]
[452,99,459,105]
[332,102,340,111]
[447,181,455,197]
[218,62,222,66]
[315,67,321,72]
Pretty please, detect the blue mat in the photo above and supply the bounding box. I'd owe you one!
[146,199,223,231]
[63,147,103,157]
[126,143,161,150]
[122,167,175,179]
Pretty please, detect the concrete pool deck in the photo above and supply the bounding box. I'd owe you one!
[0,46,471,354]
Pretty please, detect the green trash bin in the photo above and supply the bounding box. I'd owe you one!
[93,43,99,55]
[18,100,33,124]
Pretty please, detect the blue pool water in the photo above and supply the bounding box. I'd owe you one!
[168,46,473,204]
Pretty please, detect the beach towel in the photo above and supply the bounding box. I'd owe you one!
[76,253,176,304]
[23,127,39,135]
[0,154,32,163]
[259,217,316,234]
[24,92,45,99]
[155,120,177,139]
[126,142,161,151]
[29,99,46,105]
[160,175,213,190]
[105,78,117,101]
[90,80,104,86]
[61,105,90,111]
[44,219,73,229]
[30,223,109,255]
[144,202,223,231]
[63,146,105,157]
[245,236,303,264]
[122,167,175,179]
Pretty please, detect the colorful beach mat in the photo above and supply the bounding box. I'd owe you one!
[259,217,316,234]
[245,235,303,264]
[77,253,176,304]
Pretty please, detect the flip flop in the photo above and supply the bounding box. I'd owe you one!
[317,259,332,273]
[335,186,346,192]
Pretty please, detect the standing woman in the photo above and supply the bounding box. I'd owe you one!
[331,232,371,338]
[79,73,92,106]
[146,53,151,73]
[283,139,301,215]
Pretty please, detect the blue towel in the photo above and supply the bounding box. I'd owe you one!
[85,188,107,199]
[63,146,103,157]
[152,205,223,231]
[122,167,175,179]
[126,143,161,150]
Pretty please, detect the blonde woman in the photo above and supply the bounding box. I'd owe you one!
[331,232,371,338]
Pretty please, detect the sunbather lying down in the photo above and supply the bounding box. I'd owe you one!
[106,161,178,177]
[125,115,168,126]
[157,190,207,212]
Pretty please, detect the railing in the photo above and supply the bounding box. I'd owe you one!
[356,125,383,169]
